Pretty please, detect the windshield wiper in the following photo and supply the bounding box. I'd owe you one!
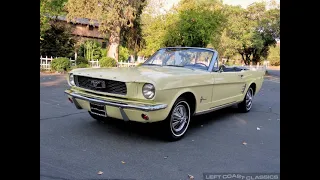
[142,64,161,66]
[166,65,184,67]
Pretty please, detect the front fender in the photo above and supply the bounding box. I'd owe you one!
[157,88,198,119]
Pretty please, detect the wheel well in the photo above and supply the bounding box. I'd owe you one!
[178,92,196,115]
[250,83,256,95]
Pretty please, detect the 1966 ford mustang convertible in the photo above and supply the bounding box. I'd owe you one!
[65,47,265,141]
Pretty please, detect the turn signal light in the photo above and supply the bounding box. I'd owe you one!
[141,114,149,120]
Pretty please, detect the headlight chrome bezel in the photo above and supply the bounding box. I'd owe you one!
[142,83,155,99]
[69,73,75,86]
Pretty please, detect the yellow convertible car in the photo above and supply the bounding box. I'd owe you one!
[65,47,265,141]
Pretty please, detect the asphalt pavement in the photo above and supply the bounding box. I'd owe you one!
[40,73,280,180]
[266,69,280,77]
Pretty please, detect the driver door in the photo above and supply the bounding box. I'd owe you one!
[211,62,247,108]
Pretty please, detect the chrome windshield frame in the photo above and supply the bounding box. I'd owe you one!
[145,47,218,72]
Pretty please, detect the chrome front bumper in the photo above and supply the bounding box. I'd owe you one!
[64,90,167,112]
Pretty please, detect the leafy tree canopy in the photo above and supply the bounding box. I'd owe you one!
[40,0,67,40]
[40,23,75,58]
[140,0,225,57]
[213,1,280,64]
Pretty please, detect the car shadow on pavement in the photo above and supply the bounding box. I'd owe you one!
[87,106,238,142]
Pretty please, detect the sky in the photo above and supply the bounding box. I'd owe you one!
[162,0,280,10]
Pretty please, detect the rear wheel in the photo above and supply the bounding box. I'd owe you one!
[88,111,108,123]
[238,87,254,113]
[162,97,191,141]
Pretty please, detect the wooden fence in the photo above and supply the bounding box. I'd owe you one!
[40,56,138,71]
[40,56,76,70]
[88,60,100,68]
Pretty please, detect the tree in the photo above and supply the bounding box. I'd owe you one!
[164,0,225,47]
[140,0,225,56]
[120,0,147,55]
[139,0,169,56]
[66,0,146,61]
[79,40,102,60]
[140,13,177,57]
[267,45,280,66]
[40,22,75,58]
[217,2,280,65]
[213,29,240,60]
[119,46,130,62]
[40,0,67,40]
[246,2,280,63]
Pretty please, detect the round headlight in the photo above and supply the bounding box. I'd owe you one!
[142,83,155,99]
[69,73,75,86]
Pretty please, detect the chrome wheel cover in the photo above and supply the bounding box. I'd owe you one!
[246,88,253,111]
[170,101,190,137]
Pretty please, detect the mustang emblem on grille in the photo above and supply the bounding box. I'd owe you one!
[90,80,106,88]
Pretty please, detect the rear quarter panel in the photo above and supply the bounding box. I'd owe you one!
[242,70,265,99]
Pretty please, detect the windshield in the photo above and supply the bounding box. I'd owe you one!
[143,48,214,71]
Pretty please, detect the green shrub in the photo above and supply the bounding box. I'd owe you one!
[40,23,75,58]
[78,40,102,60]
[51,57,70,72]
[100,49,107,58]
[77,63,89,68]
[99,57,117,67]
[225,61,232,66]
[119,46,130,62]
[268,46,280,66]
[271,60,280,66]
[76,56,88,65]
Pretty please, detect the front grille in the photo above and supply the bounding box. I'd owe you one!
[74,75,127,95]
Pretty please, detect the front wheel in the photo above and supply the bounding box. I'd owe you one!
[162,97,191,141]
[238,87,254,113]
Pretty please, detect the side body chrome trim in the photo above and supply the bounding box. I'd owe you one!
[65,90,167,112]
[194,101,239,116]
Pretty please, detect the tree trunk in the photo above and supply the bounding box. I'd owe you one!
[240,53,245,63]
[252,49,259,65]
[245,54,251,65]
[107,30,120,61]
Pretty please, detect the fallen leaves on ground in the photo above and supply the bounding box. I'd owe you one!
[242,141,247,145]
[188,174,194,179]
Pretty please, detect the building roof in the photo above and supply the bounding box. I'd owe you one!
[53,15,99,27]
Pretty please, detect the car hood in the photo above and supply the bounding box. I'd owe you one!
[71,66,208,83]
